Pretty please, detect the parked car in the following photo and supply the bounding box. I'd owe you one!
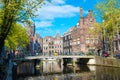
[114,53,120,59]
[102,51,109,57]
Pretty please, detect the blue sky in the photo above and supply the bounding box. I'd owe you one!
[35,0,100,38]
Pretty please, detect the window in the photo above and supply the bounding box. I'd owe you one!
[77,41,80,44]
[71,35,72,38]
[70,48,71,53]
[77,38,80,40]
[52,50,54,53]
[91,39,94,44]
[59,41,61,44]
[73,39,76,41]
[46,39,48,42]
[70,40,72,45]
[86,35,89,39]
[52,46,54,48]
[64,42,66,47]
[60,45,61,48]
[68,35,71,39]
[119,32,120,38]
[74,42,76,45]
[44,47,46,50]
[86,39,89,43]
[95,39,98,43]
[65,36,67,40]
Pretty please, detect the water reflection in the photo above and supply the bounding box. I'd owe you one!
[42,61,63,73]
[96,66,120,80]
[17,61,35,76]
[16,60,120,80]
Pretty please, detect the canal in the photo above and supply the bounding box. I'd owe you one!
[16,60,120,80]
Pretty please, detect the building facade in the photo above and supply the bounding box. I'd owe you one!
[34,33,43,54]
[62,8,100,55]
[43,33,63,55]
[25,24,35,54]
[110,28,120,54]
[63,27,74,55]
[43,36,54,55]
[71,8,100,54]
[25,24,43,55]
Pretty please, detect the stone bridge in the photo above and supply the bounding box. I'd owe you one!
[14,55,95,66]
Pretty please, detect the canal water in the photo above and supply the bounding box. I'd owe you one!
[16,60,120,80]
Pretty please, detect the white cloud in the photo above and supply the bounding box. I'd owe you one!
[36,0,80,21]
[35,0,88,28]
[35,21,53,28]
[51,0,65,4]
[37,5,79,20]
[36,28,54,36]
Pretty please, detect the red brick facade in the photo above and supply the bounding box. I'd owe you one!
[71,8,100,54]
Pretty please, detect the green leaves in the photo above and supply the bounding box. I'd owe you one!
[95,0,120,56]
[5,23,29,50]
[0,0,48,53]
[95,0,120,36]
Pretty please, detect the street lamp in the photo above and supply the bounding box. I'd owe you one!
[102,20,105,52]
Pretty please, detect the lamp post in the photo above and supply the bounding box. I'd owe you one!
[102,20,105,52]
[102,27,105,51]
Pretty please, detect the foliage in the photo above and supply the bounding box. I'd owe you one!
[0,0,49,54]
[5,23,29,50]
[95,0,120,56]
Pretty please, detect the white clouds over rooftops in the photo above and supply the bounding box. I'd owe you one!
[37,5,79,20]
[35,21,53,28]
[35,0,87,28]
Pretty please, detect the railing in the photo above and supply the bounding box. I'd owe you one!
[13,52,94,59]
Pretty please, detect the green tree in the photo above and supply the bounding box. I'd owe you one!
[0,0,47,54]
[95,0,120,57]
[5,23,29,52]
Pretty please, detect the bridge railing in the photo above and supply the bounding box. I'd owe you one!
[13,51,95,59]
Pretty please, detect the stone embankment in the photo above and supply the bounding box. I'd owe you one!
[95,56,120,67]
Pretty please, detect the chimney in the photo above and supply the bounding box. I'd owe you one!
[80,7,83,18]
[88,10,92,17]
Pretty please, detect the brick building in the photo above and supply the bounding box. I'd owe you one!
[43,33,63,55]
[71,8,101,54]
[71,8,100,54]
[64,8,100,55]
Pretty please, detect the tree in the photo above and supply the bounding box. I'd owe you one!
[5,23,29,52]
[95,0,120,57]
[0,0,48,54]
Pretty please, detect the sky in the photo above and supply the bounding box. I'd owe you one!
[34,0,100,38]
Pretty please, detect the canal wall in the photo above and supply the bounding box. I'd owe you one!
[95,56,120,67]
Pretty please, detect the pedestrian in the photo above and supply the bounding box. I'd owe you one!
[97,49,101,56]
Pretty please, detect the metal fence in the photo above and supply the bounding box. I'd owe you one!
[13,51,95,59]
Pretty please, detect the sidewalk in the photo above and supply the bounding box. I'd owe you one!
[6,60,13,80]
